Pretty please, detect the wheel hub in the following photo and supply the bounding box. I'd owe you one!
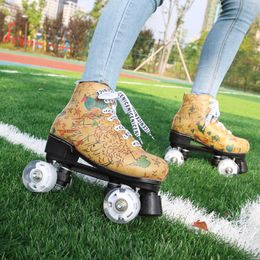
[32,170,43,182]
[115,199,128,212]
[225,167,233,174]
[171,157,177,163]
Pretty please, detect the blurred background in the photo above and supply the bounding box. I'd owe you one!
[0,0,259,93]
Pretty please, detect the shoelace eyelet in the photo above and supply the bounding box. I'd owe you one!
[132,140,141,147]
[97,88,154,146]
[114,125,125,131]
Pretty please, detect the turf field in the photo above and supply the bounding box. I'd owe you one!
[0,65,260,259]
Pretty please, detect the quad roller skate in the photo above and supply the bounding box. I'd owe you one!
[164,94,249,176]
[22,82,168,224]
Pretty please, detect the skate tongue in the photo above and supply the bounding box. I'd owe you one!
[204,100,220,129]
[204,100,232,134]
[97,91,118,100]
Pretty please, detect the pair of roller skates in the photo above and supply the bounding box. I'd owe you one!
[22,83,249,224]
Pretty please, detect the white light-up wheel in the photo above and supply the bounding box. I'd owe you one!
[22,160,58,192]
[103,186,141,224]
[217,158,239,176]
[164,147,185,166]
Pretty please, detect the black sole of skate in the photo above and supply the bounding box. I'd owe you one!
[45,134,163,216]
[169,130,248,174]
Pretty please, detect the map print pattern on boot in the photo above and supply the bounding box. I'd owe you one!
[51,82,168,181]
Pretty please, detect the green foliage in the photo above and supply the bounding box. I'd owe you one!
[43,12,64,55]
[43,16,51,52]
[90,0,107,22]
[168,20,260,93]
[126,29,155,69]
[67,16,93,59]
[0,0,9,39]
[22,0,46,37]
[13,11,27,47]
[167,32,207,80]
[0,0,8,16]
[0,11,5,42]
[224,19,260,92]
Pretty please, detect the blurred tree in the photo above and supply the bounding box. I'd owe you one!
[13,11,26,47]
[157,0,195,75]
[182,31,207,78]
[43,16,51,52]
[87,0,107,51]
[0,11,5,42]
[67,15,92,59]
[224,18,260,92]
[22,0,46,51]
[130,29,155,69]
[90,0,107,22]
[168,18,260,93]
[0,0,8,42]
[47,12,64,55]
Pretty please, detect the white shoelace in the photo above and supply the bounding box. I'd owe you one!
[97,88,154,146]
[203,99,232,134]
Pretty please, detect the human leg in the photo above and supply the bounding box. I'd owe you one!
[49,0,168,183]
[192,0,260,97]
[33,0,169,222]
[166,0,260,174]
[82,0,163,90]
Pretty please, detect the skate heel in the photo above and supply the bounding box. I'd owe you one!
[45,134,79,165]
[237,159,248,174]
[139,190,162,216]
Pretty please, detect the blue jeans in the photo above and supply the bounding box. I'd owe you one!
[82,0,260,97]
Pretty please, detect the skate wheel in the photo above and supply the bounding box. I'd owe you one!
[103,186,141,224]
[164,147,184,166]
[22,160,58,192]
[217,158,239,176]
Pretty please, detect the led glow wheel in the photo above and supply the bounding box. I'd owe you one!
[217,158,239,176]
[164,147,184,166]
[103,186,141,224]
[22,160,58,192]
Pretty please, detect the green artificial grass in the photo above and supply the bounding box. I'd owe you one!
[1,65,259,259]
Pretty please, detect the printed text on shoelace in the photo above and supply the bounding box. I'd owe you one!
[97,88,154,145]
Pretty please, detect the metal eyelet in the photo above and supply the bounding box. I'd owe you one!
[123,134,129,139]
[132,140,141,147]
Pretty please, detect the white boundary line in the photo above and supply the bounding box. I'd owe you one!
[0,121,259,257]
[0,69,68,78]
